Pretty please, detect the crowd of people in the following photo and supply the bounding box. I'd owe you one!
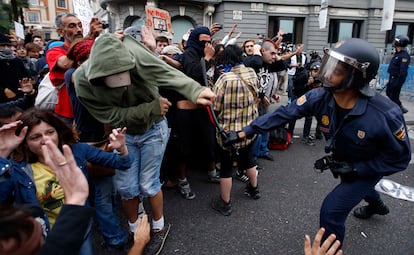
[1,13,411,255]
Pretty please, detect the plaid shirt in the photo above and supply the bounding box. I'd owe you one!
[213,64,259,150]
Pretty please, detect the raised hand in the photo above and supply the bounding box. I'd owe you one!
[108,127,128,155]
[41,141,89,205]
[18,78,33,94]
[0,121,27,158]
[141,25,156,51]
[304,228,343,255]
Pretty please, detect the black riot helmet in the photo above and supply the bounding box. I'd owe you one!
[393,35,409,47]
[319,38,379,97]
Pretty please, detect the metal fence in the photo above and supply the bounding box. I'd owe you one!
[375,64,414,101]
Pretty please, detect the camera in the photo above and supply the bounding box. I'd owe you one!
[102,21,109,29]
[216,24,223,29]
[314,155,334,172]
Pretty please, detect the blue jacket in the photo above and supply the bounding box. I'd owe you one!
[0,142,131,229]
[243,88,411,177]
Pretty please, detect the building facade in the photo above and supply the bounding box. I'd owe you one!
[23,0,75,40]
[99,0,413,59]
[21,0,413,59]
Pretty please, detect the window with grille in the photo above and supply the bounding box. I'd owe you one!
[57,0,66,9]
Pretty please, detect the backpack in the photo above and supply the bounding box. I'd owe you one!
[34,72,64,111]
[268,126,291,150]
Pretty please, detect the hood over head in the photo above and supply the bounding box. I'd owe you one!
[186,26,210,55]
[86,33,135,85]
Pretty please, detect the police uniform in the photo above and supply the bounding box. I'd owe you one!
[242,88,411,243]
[386,49,411,108]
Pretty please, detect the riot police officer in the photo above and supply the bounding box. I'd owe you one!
[222,38,411,246]
[386,34,411,113]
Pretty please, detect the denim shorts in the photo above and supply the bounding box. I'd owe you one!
[114,119,169,199]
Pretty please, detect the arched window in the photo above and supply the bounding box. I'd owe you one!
[171,17,194,44]
[123,15,145,29]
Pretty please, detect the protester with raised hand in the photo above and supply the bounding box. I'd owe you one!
[304,228,343,255]
[0,109,131,255]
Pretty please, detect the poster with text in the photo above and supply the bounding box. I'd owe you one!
[145,6,173,38]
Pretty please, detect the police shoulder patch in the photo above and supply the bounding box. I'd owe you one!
[393,125,407,141]
[402,58,408,63]
[296,95,307,106]
[321,115,330,126]
[357,130,366,139]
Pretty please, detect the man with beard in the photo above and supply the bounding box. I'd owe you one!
[46,13,102,126]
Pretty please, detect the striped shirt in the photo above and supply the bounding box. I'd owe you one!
[213,64,259,150]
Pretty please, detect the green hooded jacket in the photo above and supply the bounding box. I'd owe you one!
[74,33,204,134]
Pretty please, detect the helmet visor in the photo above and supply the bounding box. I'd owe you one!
[319,49,370,89]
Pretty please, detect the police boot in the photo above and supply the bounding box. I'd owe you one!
[353,200,390,219]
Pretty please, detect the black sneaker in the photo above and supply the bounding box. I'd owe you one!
[353,203,390,219]
[258,154,274,161]
[178,181,196,200]
[244,184,261,200]
[256,165,264,171]
[235,169,249,183]
[208,172,220,183]
[315,132,323,140]
[301,137,315,146]
[211,196,232,216]
[143,223,171,255]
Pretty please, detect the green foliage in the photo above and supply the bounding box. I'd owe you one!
[0,0,28,33]
[0,3,12,33]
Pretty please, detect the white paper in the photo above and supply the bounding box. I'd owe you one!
[319,0,329,29]
[14,21,25,39]
[381,0,395,31]
[73,0,94,36]
[375,179,414,202]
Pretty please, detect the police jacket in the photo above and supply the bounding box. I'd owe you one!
[243,88,411,177]
[387,49,410,85]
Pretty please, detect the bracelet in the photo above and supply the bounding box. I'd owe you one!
[25,89,36,96]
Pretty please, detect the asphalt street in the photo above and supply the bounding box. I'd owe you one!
[93,91,414,255]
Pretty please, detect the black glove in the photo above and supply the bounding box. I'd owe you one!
[221,130,243,146]
[330,162,358,182]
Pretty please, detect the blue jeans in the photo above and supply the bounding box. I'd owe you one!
[78,219,94,255]
[303,116,313,138]
[114,119,169,198]
[92,176,128,246]
[252,133,269,158]
[287,74,295,102]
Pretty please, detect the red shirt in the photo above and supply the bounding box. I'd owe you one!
[46,44,74,118]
